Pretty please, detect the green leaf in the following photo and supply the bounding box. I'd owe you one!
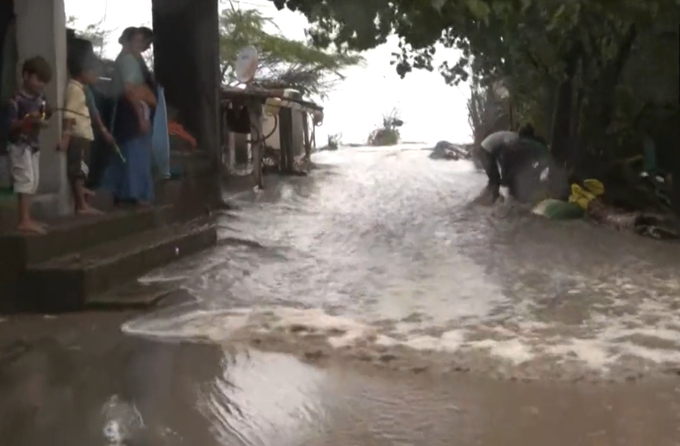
[431,0,446,12]
[547,4,566,31]
[467,0,490,21]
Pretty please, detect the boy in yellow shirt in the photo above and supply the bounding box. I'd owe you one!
[58,56,106,214]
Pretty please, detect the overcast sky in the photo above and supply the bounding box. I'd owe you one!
[65,0,472,145]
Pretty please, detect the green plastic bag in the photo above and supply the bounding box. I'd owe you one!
[532,198,585,220]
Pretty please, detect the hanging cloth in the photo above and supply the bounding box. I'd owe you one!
[151,85,170,179]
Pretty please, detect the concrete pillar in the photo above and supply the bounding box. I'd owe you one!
[152,0,220,168]
[14,0,68,210]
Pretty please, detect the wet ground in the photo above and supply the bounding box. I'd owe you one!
[2,144,680,445]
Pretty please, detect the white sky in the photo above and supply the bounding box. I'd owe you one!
[65,0,472,145]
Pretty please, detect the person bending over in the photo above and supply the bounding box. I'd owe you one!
[473,126,554,205]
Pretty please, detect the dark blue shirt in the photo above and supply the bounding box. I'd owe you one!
[110,54,142,144]
[7,90,46,150]
[84,85,99,122]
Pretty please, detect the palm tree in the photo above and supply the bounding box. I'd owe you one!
[218,6,362,98]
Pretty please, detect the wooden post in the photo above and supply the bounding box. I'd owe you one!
[249,101,264,189]
[278,109,288,172]
[302,112,311,160]
[220,105,229,173]
[286,111,295,172]
[311,118,316,152]
[278,107,294,173]
[508,97,514,130]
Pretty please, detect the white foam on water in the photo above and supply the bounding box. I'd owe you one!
[138,254,228,285]
[377,330,466,352]
[121,276,680,380]
[122,307,377,349]
[546,339,615,370]
[466,338,536,365]
[138,275,185,284]
[122,308,253,341]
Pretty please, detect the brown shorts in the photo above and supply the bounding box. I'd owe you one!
[66,136,92,182]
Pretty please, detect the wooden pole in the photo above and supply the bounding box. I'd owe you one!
[508,97,514,130]
[302,112,311,160]
[278,107,294,173]
[278,110,288,172]
[249,101,264,189]
[220,105,229,173]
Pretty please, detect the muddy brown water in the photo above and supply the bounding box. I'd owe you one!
[2,145,680,445]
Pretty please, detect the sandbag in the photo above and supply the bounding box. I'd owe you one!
[533,198,585,220]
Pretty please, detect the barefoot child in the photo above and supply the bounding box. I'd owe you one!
[6,56,53,234]
[58,55,103,215]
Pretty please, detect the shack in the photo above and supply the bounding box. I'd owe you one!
[0,0,224,312]
[220,86,323,189]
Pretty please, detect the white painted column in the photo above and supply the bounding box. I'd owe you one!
[14,0,68,213]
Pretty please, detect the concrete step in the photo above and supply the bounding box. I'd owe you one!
[0,205,175,267]
[87,280,180,309]
[24,217,217,312]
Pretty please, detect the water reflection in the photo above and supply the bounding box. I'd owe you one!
[1,332,679,446]
[202,349,328,446]
[0,335,221,446]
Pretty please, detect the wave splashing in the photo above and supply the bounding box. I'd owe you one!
[129,146,680,382]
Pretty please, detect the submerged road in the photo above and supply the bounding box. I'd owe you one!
[2,144,680,445]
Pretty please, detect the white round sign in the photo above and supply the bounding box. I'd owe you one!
[235,46,259,84]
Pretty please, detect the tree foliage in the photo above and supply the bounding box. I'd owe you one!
[66,17,155,68]
[467,79,511,145]
[66,16,112,57]
[218,6,363,98]
[367,107,403,146]
[268,0,679,170]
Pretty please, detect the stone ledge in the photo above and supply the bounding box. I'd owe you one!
[22,217,217,312]
[0,205,175,267]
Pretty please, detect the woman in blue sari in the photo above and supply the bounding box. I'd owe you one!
[103,27,156,206]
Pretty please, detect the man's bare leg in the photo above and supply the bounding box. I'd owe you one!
[474,183,501,206]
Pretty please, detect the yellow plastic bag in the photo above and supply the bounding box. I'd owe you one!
[569,179,605,210]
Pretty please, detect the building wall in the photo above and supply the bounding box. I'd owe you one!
[152,0,220,166]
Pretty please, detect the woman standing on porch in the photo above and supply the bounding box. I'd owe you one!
[102,27,156,206]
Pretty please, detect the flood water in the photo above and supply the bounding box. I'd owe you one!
[2,144,680,445]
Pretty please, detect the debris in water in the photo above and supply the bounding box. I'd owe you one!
[101,395,145,445]
[174,247,179,256]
